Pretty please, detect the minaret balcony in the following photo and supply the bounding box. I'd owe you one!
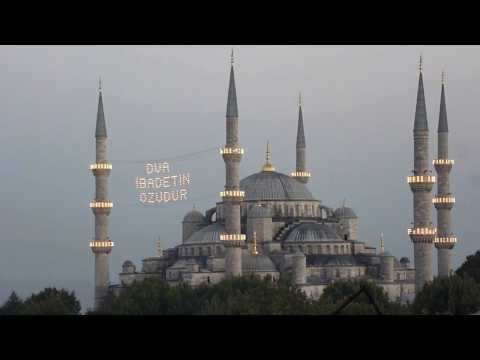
[221,147,244,161]
[290,171,311,178]
[434,236,457,249]
[433,195,455,209]
[90,201,113,208]
[90,201,113,215]
[220,233,246,247]
[408,227,436,243]
[89,240,114,254]
[90,163,112,175]
[407,175,435,192]
[433,159,454,173]
[220,190,245,200]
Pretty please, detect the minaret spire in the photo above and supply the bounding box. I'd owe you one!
[290,92,310,183]
[95,81,107,138]
[414,55,428,131]
[438,70,448,133]
[226,49,238,119]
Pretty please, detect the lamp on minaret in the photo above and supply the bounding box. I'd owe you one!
[252,231,259,256]
[290,92,311,183]
[433,69,457,277]
[219,49,246,277]
[89,78,114,310]
[407,55,436,294]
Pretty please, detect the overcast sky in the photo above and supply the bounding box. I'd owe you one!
[0,45,478,311]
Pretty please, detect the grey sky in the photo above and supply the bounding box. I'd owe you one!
[0,45,478,311]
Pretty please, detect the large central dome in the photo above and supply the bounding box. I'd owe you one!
[240,171,315,201]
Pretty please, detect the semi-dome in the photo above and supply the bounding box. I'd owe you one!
[284,222,342,242]
[242,252,278,272]
[334,206,357,219]
[184,222,225,244]
[240,171,315,201]
[183,208,207,223]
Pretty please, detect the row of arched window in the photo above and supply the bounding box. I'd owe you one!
[317,267,365,279]
[178,245,224,257]
[216,202,324,219]
[286,244,351,255]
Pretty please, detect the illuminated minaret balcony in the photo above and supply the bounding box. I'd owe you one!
[89,240,114,254]
[220,147,244,155]
[434,235,457,249]
[220,233,246,247]
[90,201,113,208]
[433,159,454,173]
[220,190,245,200]
[90,163,112,175]
[433,195,455,209]
[408,227,437,243]
[407,175,436,192]
[290,171,311,178]
[90,201,113,214]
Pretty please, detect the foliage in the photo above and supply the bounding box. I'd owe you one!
[100,275,314,315]
[0,292,24,315]
[315,279,410,315]
[412,275,480,315]
[21,288,81,315]
[456,250,480,284]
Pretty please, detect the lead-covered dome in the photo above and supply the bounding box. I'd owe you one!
[284,222,341,242]
[183,208,207,223]
[240,171,315,201]
[334,206,357,219]
[184,222,225,244]
[242,252,278,272]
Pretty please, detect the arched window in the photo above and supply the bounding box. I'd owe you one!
[216,246,221,255]
[326,245,330,254]
[190,247,194,256]
[207,247,211,256]
[307,245,312,254]
[336,269,340,278]
[318,245,322,254]
[334,245,338,254]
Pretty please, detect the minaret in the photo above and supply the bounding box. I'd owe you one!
[433,70,457,277]
[290,92,311,183]
[379,232,385,255]
[407,56,436,293]
[219,50,245,276]
[89,79,114,309]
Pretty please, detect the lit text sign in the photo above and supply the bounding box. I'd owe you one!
[136,162,191,204]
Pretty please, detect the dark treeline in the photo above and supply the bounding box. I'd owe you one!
[2,250,480,315]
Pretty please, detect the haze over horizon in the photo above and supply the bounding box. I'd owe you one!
[0,45,478,311]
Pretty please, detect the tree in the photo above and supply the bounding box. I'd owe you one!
[316,279,409,315]
[0,291,24,315]
[21,288,81,315]
[104,278,199,315]
[412,275,480,315]
[456,250,480,284]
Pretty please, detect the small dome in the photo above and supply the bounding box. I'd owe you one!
[242,252,278,272]
[248,204,272,218]
[400,257,410,264]
[334,206,357,219]
[284,222,342,242]
[122,260,136,273]
[183,208,207,223]
[184,222,225,244]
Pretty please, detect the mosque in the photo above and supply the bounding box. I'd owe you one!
[88,52,456,310]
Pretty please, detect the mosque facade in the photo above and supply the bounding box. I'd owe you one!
[89,54,456,309]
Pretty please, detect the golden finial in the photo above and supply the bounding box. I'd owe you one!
[441,68,446,85]
[380,232,385,254]
[230,48,234,66]
[99,76,102,91]
[252,231,258,256]
[419,53,423,73]
[299,91,302,107]
[262,140,276,172]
